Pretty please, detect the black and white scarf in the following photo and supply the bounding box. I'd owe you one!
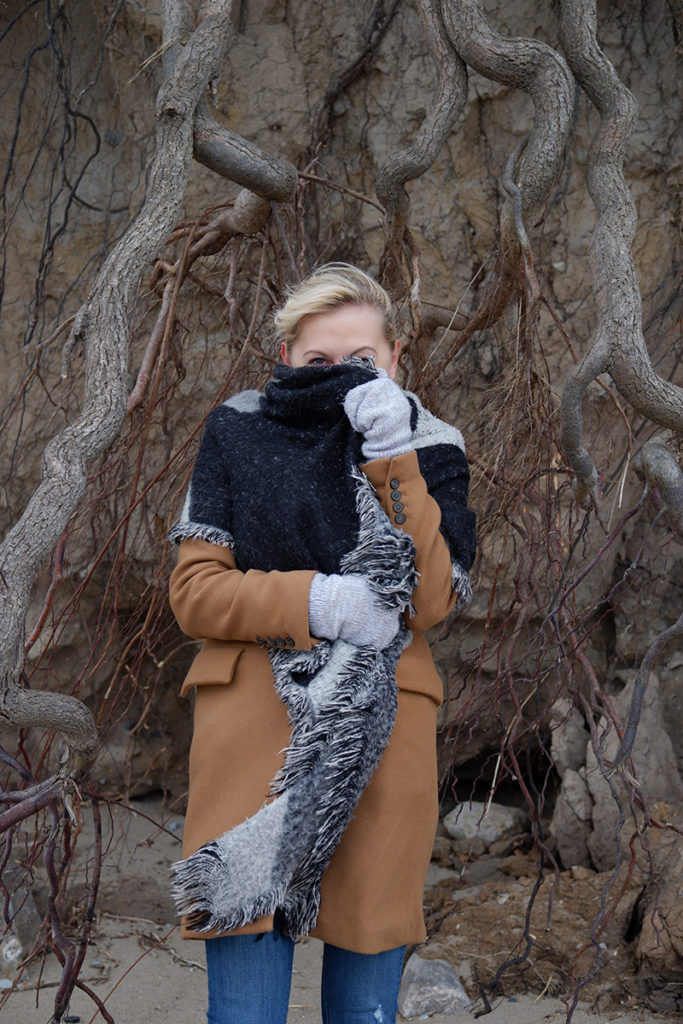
[169,361,475,938]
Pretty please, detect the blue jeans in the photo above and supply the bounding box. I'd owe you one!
[205,932,405,1024]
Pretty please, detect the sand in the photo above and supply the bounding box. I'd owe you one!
[0,798,672,1024]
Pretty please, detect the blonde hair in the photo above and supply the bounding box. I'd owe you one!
[275,263,396,349]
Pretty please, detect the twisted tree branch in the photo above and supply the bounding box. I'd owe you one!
[128,190,270,411]
[376,0,468,298]
[559,0,683,505]
[162,0,297,202]
[611,610,683,772]
[0,0,235,780]
[633,436,683,535]
[442,0,574,256]
[194,97,298,202]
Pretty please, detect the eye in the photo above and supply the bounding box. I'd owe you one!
[308,357,331,366]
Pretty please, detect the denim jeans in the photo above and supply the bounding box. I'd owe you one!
[205,932,405,1024]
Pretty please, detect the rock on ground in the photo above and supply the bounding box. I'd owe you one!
[442,801,528,857]
[398,952,470,1017]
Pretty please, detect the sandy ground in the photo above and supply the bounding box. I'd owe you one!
[1,798,673,1024]
[4,924,672,1024]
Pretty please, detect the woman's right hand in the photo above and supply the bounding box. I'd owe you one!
[308,573,400,649]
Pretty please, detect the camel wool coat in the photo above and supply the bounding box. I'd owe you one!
[169,448,460,954]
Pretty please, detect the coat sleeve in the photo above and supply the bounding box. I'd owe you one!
[169,538,318,650]
[360,448,470,632]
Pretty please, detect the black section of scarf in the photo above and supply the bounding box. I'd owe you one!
[171,359,477,575]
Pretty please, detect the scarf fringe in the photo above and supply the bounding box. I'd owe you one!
[171,847,289,934]
[451,560,473,612]
[340,469,418,611]
[168,520,234,549]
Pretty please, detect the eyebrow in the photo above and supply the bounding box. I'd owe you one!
[301,346,378,358]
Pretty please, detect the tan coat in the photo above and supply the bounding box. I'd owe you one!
[169,449,459,953]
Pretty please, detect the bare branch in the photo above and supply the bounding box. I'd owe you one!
[500,133,541,304]
[611,610,683,771]
[186,189,271,257]
[559,0,683,504]
[633,437,683,535]
[376,0,468,296]
[169,4,298,214]
[194,98,298,202]
[420,300,468,333]
[0,0,236,779]
[559,336,608,507]
[441,0,575,254]
[161,0,194,78]
[128,189,270,410]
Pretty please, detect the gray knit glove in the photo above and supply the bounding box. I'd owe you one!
[308,573,400,649]
[343,374,413,461]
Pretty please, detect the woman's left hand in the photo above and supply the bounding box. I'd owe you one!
[343,374,413,461]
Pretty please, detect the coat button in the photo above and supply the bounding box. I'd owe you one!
[285,637,295,646]
[391,490,401,501]
[275,638,286,647]
[257,637,266,648]
[392,501,404,512]
[395,513,406,524]
[390,478,399,489]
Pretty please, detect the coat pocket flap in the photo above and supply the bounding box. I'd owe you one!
[180,641,245,697]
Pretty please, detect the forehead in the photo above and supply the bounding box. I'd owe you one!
[295,303,386,343]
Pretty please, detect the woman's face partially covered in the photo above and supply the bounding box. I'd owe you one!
[281,303,400,378]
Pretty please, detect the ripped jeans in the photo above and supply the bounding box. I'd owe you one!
[205,931,405,1024]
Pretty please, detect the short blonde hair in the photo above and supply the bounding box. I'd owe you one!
[275,263,396,349]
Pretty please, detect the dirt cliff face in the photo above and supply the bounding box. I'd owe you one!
[2,2,679,370]
[1,0,681,851]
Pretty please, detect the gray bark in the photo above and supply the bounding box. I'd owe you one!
[558,0,683,507]
[633,437,683,535]
[441,0,575,255]
[194,97,298,203]
[0,0,235,780]
[376,0,468,242]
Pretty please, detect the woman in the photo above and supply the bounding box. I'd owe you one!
[168,264,476,1024]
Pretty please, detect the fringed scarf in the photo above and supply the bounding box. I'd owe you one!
[169,360,476,938]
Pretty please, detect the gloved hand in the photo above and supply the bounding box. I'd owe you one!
[343,373,413,461]
[308,573,400,649]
